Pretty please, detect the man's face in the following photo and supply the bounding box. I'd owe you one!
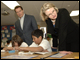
[15,7,24,18]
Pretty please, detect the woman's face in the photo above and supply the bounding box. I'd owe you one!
[45,7,57,20]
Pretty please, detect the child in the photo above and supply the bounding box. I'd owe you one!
[18,29,52,52]
[3,35,28,51]
[7,40,11,46]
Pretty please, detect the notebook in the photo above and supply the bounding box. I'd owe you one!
[1,55,38,59]
[50,53,67,58]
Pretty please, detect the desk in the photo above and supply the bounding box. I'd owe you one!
[1,51,79,59]
[45,52,79,59]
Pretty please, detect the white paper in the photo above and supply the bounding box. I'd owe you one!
[1,55,38,59]
[1,50,5,52]
[33,52,50,55]
[50,53,67,58]
[18,51,50,55]
[18,51,34,55]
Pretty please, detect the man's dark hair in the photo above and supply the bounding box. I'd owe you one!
[14,5,23,12]
[31,29,43,39]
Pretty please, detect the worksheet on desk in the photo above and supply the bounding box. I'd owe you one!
[50,53,67,58]
[1,55,38,59]
[34,52,50,55]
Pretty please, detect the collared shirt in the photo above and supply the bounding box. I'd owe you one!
[51,20,56,27]
[29,39,52,52]
[19,14,25,30]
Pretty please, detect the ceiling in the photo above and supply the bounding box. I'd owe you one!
[1,1,79,26]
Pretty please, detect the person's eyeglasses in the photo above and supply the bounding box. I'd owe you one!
[47,10,55,16]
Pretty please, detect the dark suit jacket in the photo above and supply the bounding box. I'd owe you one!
[46,8,79,51]
[15,14,38,46]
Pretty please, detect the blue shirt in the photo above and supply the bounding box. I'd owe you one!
[53,25,55,27]
[53,25,57,33]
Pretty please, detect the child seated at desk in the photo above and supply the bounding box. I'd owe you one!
[2,35,28,51]
[17,29,52,52]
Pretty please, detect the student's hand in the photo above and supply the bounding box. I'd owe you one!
[18,47,25,51]
[8,47,14,50]
[15,47,19,50]
[18,47,29,52]
[3,47,6,50]
[59,51,73,54]
[42,49,48,52]
[4,47,13,51]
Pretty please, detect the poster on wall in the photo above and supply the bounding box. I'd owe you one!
[1,30,4,33]
[7,33,10,37]
[12,29,16,37]
[5,29,8,33]
[12,29,16,32]
[10,26,15,30]
[2,26,7,30]
[2,33,5,37]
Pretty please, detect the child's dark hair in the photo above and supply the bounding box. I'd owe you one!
[7,40,11,45]
[31,29,43,39]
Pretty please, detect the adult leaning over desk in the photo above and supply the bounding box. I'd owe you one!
[40,2,79,54]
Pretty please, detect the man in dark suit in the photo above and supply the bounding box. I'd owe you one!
[40,3,79,54]
[14,6,38,46]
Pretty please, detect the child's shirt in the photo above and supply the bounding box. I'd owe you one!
[8,42,28,47]
[29,39,52,52]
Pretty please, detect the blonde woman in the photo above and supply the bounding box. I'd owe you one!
[40,3,79,54]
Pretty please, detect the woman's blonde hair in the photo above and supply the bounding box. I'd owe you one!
[40,2,59,21]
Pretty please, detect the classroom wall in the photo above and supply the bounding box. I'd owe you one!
[1,25,16,41]
[37,22,47,27]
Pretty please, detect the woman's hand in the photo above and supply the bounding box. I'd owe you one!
[51,47,57,49]
[59,51,73,54]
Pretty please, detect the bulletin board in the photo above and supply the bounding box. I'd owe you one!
[1,25,16,41]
